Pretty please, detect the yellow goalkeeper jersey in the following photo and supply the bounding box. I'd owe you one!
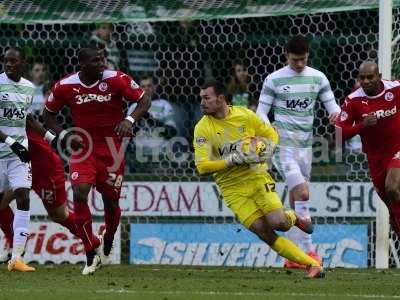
[193,106,279,190]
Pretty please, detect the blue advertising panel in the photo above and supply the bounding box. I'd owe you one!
[130,223,368,268]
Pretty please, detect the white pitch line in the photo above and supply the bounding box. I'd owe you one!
[97,289,400,299]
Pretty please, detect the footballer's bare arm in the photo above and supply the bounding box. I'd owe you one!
[128,91,151,121]
[43,108,83,151]
[42,108,64,135]
[26,114,46,137]
[115,92,151,137]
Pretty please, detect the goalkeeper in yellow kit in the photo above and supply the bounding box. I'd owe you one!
[193,81,324,278]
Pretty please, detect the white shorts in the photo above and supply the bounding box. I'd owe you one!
[272,146,312,191]
[0,158,32,193]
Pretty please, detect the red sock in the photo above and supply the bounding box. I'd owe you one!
[104,206,121,242]
[58,212,79,237]
[0,206,14,247]
[389,201,400,237]
[74,201,99,252]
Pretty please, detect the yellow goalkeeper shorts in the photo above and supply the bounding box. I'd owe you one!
[221,173,283,228]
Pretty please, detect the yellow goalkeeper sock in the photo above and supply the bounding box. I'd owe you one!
[284,209,297,228]
[272,236,320,267]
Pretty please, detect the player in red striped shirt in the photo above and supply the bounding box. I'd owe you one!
[43,47,150,275]
[336,61,400,237]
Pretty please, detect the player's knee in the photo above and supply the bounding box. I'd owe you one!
[293,188,309,201]
[48,209,68,223]
[14,188,30,210]
[267,216,291,232]
[297,191,309,201]
[72,184,91,202]
[291,184,309,201]
[274,219,291,232]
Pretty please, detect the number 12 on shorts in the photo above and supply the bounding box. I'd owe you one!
[265,183,276,193]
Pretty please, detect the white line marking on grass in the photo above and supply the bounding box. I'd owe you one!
[98,289,400,299]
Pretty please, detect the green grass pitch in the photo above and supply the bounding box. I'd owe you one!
[0,265,399,300]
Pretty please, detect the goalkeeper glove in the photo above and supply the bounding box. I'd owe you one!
[225,150,261,166]
[257,139,276,163]
[5,137,30,163]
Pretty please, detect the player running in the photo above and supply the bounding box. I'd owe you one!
[0,47,35,272]
[336,61,400,238]
[256,35,340,268]
[0,114,80,264]
[193,80,324,278]
[43,46,150,275]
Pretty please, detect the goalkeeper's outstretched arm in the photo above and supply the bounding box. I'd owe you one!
[193,126,228,175]
[196,159,228,175]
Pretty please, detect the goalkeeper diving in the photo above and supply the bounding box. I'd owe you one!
[193,81,324,278]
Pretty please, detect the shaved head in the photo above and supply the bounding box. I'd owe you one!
[358,60,381,96]
[78,47,100,64]
[359,61,379,75]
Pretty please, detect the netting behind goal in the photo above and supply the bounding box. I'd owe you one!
[0,3,399,267]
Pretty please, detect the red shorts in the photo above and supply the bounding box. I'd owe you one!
[29,133,67,209]
[369,153,400,200]
[69,137,125,201]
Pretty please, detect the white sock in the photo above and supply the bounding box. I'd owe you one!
[294,201,315,253]
[11,209,30,261]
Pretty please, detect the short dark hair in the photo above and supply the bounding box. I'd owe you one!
[78,46,100,63]
[285,35,309,55]
[201,80,227,97]
[5,47,25,60]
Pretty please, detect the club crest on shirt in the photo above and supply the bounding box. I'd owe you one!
[394,151,400,160]
[385,92,394,101]
[340,111,348,121]
[71,172,79,180]
[196,136,206,145]
[99,82,108,92]
[1,93,9,101]
[238,125,245,133]
[47,92,54,102]
[130,80,139,89]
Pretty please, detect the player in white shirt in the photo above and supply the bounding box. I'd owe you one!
[0,48,35,272]
[256,35,340,268]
